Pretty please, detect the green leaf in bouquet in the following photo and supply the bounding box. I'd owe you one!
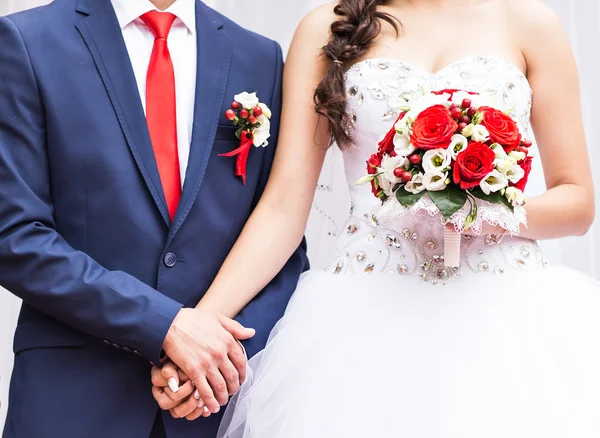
[396,187,425,208]
[470,189,514,211]
[235,126,245,140]
[428,186,468,220]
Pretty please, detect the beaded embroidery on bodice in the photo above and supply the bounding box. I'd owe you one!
[327,55,547,282]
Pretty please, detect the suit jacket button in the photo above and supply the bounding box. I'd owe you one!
[164,252,177,268]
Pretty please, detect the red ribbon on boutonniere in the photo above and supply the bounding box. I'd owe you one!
[219,92,272,185]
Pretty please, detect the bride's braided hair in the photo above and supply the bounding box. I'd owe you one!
[314,0,400,148]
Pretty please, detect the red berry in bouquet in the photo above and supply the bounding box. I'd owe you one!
[409,154,421,165]
[401,171,412,184]
[461,98,472,109]
[453,142,496,189]
[451,107,463,119]
[479,106,521,152]
[410,105,458,150]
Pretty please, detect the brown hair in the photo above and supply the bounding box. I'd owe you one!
[314,0,400,148]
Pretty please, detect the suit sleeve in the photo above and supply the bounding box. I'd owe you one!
[234,40,310,358]
[0,17,182,364]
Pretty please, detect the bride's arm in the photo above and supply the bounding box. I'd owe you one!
[196,7,335,318]
[512,1,595,240]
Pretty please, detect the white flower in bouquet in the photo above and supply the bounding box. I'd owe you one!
[491,143,507,160]
[508,150,526,161]
[422,170,449,191]
[381,155,408,185]
[448,134,468,160]
[404,93,451,121]
[495,156,518,174]
[405,172,425,194]
[422,148,451,173]
[393,133,415,156]
[461,123,490,142]
[505,186,525,206]
[505,163,525,184]
[480,169,508,195]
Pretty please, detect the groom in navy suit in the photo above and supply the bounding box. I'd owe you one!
[0,0,307,437]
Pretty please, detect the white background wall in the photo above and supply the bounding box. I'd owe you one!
[1,0,599,430]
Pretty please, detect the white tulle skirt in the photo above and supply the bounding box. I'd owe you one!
[218,267,600,438]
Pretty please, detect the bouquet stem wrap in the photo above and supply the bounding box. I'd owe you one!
[444,227,461,268]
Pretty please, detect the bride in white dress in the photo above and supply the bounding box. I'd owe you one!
[157,0,600,436]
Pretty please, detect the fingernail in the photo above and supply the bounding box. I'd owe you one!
[168,378,179,393]
[203,406,210,413]
[213,406,220,414]
[194,389,200,400]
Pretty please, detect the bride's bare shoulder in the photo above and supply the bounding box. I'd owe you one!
[505,0,563,45]
[505,0,571,69]
[292,2,338,48]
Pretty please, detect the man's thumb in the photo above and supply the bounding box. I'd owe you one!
[220,316,256,340]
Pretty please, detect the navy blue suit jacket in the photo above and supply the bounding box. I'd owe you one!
[0,0,308,436]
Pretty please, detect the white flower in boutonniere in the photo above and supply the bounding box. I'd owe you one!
[221,92,273,184]
[252,116,271,147]
[234,91,259,110]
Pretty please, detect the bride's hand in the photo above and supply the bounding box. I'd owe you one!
[151,360,212,420]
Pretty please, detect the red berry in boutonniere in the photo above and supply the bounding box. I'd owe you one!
[225,109,236,121]
[219,92,273,185]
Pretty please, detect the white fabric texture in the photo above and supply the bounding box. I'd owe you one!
[217,54,600,438]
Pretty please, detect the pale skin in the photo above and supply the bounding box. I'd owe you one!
[153,0,595,420]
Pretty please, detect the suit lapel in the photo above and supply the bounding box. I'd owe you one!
[167,1,234,241]
[75,0,171,227]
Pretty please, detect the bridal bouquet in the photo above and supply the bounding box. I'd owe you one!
[358,89,533,267]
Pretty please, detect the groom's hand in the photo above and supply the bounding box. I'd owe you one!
[162,308,254,414]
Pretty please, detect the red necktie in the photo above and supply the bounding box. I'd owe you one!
[141,11,181,221]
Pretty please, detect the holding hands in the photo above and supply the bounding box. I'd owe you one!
[154,307,253,420]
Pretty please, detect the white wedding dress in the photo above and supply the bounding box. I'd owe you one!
[218,55,600,438]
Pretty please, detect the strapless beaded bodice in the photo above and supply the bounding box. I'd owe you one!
[327,55,547,283]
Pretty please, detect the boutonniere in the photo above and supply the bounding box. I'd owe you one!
[220,92,272,184]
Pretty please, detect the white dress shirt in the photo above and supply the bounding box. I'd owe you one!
[111,0,197,186]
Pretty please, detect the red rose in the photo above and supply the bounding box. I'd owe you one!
[410,105,458,150]
[367,152,382,174]
[378,112,405,156]
[513,155,533,191]
[453,142,496,189]
[479,106,521,152]
[366,152,383,197]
